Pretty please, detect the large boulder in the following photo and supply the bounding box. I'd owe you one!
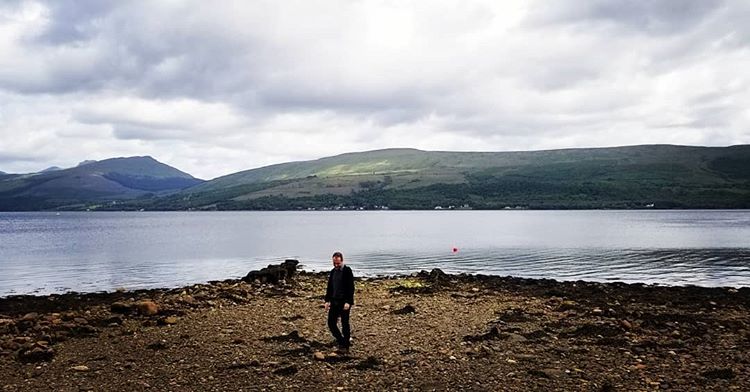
[242,259,299,284]
[417,268,449,284]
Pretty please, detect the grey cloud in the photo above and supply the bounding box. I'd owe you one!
[31,0,121,45]
[2,1,451,119]
[258,84,430,114]
[521,63,602,91]
[3,2,265,99]
[0,1,749,179]
[111,124,189,141]
[528,0,725,35]
[0,153,45,164]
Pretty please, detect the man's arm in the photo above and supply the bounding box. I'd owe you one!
[345,267,355,306]
[324,271,332,302]
[324,271,332,310]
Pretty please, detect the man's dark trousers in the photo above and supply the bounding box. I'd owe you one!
[328,300,350,347]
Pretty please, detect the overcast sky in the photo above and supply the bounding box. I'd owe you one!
[1,0,749,179]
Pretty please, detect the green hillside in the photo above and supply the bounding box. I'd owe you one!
[3,145,749,211]
[143,144,750,211]
[0,156,203,211]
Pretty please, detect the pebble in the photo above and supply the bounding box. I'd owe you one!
[505,333,527,343]
[70,365,90,372]
[110,302,132,314]
[21,313,38,321]
[135,301,159,316]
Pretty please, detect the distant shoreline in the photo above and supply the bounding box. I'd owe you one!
[2,266,750,299]
[2,270,747,303]
[3,207,750,213]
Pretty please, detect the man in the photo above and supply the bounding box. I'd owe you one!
[324,251,355,351]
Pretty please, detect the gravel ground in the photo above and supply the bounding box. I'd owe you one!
[1,269,749,391]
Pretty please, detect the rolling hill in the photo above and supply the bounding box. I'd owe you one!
[0,156,203,211]
[144,144,750,210]
[2,145,749,211]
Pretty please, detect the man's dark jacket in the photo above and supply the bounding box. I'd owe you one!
[325,265,355,305]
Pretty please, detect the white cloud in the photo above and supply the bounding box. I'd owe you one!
[0,0,748,179]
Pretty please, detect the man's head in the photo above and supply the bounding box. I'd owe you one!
[332,251,344,269]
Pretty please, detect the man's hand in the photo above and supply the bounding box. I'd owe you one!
[343,303,351,311]
[324,302,330,311]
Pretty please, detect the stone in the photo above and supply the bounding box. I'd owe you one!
[147,341,168,350]
[619,320,633,330]
[273,364,299,376]
[13,337,32,344]
[528,368,564,379]
[110,302,132,314]
[70,365,89,372]
[392,305,416,315]
[354,356,382,370]
[243,260,299,284]
[701,368,735,380]
[73,317,88,325]
[17,347,54,363]
[313,351,326,361]
[158,316,178,326]
[558,301,579,311]
[464,327,501,342]
[21,313,38,321]
[504,333,528,343]
[135,301,158,316]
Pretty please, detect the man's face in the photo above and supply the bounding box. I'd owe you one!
[332,256,343,269]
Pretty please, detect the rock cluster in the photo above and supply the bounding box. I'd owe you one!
[242,259,299,284]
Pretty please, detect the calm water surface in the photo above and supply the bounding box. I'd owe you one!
[1,210,749,295]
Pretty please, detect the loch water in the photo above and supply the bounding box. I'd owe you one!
[1,210,749,295]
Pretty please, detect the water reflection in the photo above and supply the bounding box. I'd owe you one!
[1,210,749,295]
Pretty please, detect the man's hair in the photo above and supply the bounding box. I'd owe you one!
[332,251,344,260]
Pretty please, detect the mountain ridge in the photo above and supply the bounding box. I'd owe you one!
[0,156,203,210]
[1,144,749,211]
[160,144,750,211]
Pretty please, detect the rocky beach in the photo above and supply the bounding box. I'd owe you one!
[1,265,749,391]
